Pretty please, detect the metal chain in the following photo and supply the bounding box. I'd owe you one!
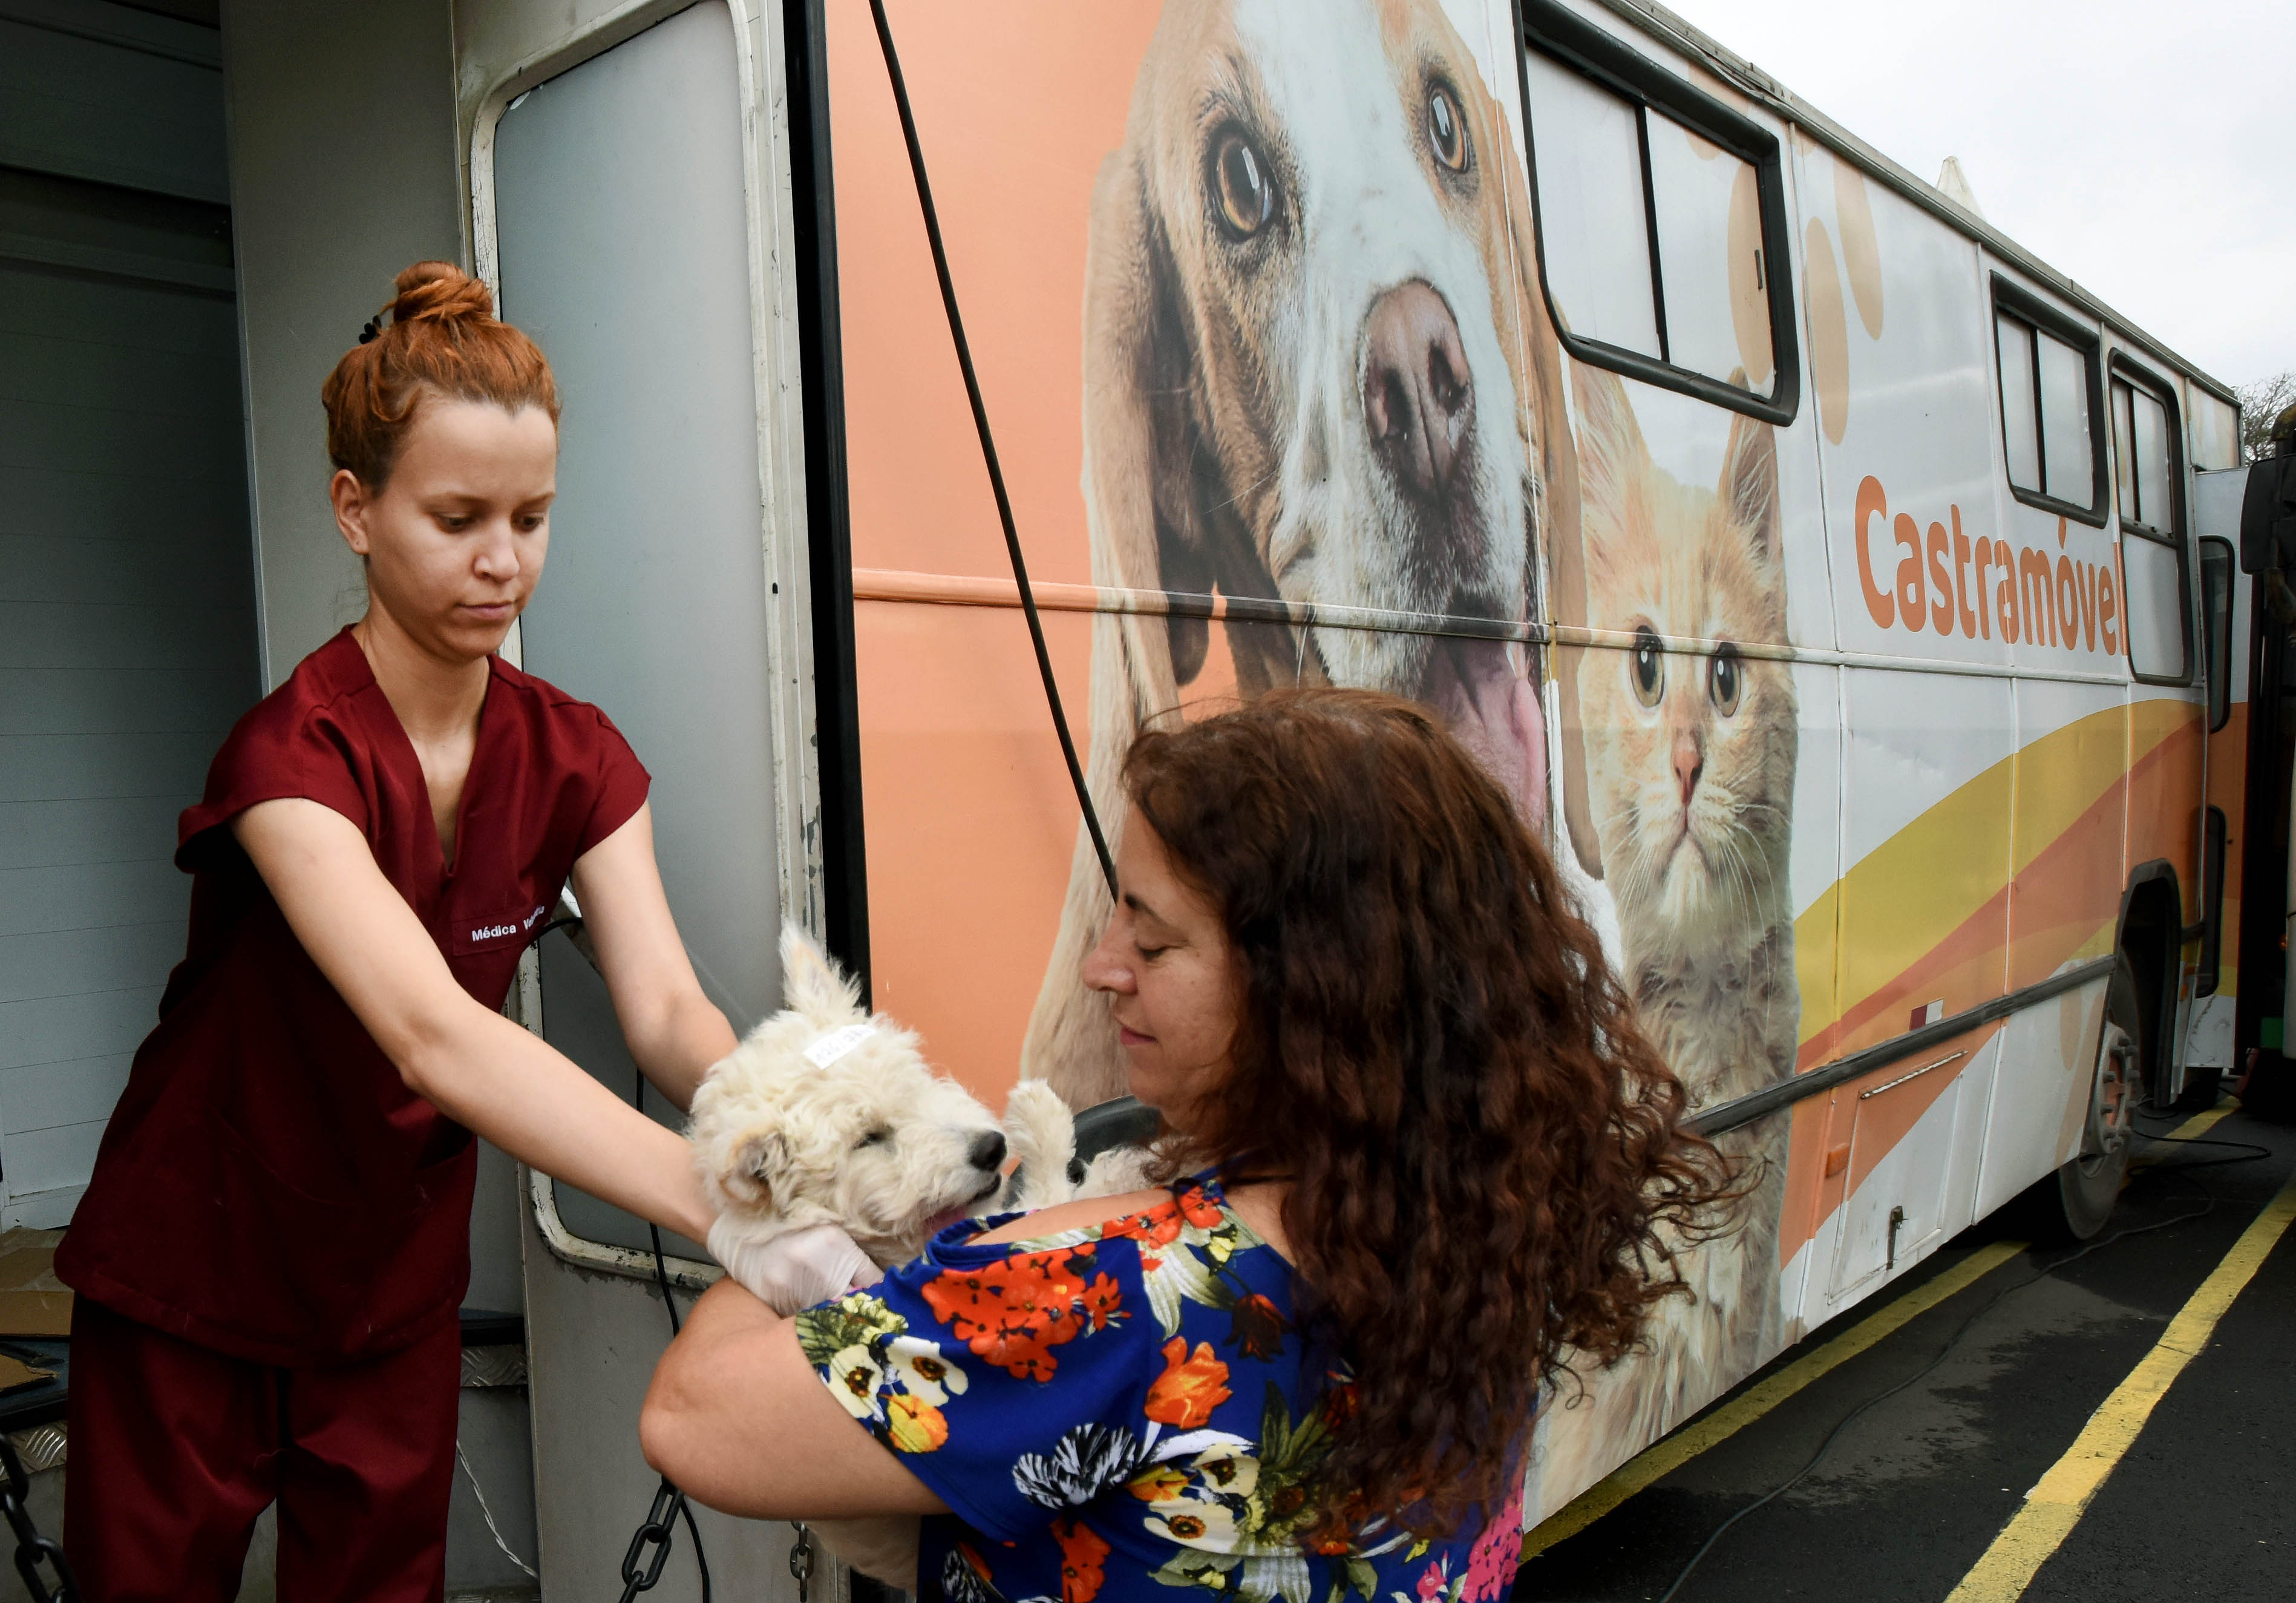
[789,1523,814,1603]
[0,1434,73,1603]
[619,1478,685,1602]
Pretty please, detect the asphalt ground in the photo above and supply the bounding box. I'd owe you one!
[1517,1098,2294,1602]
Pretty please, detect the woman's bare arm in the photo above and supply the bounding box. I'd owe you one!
[642,1278,953,1519]
[568,804,737,1113]
[234,797,716,1243]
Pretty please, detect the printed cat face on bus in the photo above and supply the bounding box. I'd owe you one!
[1573,362,1794,960]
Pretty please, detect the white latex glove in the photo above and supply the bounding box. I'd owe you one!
[707,1216,878,1316]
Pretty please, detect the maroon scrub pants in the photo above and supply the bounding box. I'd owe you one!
[63,1296,462,1602]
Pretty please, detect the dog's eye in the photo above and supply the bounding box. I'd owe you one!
[856,1129,890,1150]
[1630,625,1665,708]
[1709,644,1742,716]
[1211,129,1275,240]
[1427,84,1468,172]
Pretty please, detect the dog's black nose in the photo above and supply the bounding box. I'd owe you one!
[968,1130,1008,1172]
[1363,280,1474,500]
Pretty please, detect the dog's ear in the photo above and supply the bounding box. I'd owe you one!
[725,1126,791,1210]
[1082,141,1192,713]
[1024,129,1202,1112]
[778,923,859,1026]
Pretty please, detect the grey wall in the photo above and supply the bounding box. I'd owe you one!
[0,0,261,1230]
[218,0,462,686]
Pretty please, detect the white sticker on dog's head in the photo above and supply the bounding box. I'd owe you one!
[802,1022,875,1070]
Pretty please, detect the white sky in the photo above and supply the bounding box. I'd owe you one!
[1667,0,2289,391]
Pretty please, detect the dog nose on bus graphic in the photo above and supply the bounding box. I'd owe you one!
[967,1130,1008,1173]
[1673,728,1704,808]
[1362,280,1473,501]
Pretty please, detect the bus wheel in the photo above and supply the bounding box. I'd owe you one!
[2056,957,2143,1240]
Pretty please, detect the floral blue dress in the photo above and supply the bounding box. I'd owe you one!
[796,1175,1522,1603]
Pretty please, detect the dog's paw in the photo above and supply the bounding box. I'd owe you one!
[1001,1080,1078,1210]
[1077,1144,1158,1199]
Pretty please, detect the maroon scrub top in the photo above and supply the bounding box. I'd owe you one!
[57,629,650,1366]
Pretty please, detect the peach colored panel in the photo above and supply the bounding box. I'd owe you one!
[826,0,1163,590]
[854,598,1096,1103]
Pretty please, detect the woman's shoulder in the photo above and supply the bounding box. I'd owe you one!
[967,1187,1176,1249]
[487,654,623,736]
[957,1175,1285,1264]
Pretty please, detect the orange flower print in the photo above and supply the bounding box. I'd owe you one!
[1079,1274,1124,1331]
[1145,1338,1232,1428]
[1052,1519,1110,1603]
[1227,1292,1287,1360]
[921,1250,1123,1380]
[1104,1201,1185,1249]
[885,1394,948,1454]
[967,1326,1061,1383]
[1174,1185,1225,1230]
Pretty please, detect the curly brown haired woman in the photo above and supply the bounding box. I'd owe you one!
[644,687,1724,1603]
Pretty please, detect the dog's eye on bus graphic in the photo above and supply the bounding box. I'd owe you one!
[1025,0,1581,1112]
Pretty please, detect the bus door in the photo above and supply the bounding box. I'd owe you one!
[2218,448,2296,1113]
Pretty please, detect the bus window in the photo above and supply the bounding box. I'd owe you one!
[2110,360,2191,684]
[1647,118,1769,387]
[1991,279,2103,521]
[2200,537,2233,729]
[1524,53,1660,359]
[1997,316,2042,490]
[2038,331,2093,502]
[1521,0,1797,425]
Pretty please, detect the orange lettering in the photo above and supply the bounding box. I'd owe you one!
[1952,509,1977,637]
[1897,513,1926,633]
[1996,543,2020,642]
[2020,548,2056,646]
[2056,554,2080,653]
[1855,476,1894,628]
[2077,561,2099,651]
[2099,562,2119,654]
[1928,522,1955,634]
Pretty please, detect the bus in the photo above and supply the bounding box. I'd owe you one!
[13,0,2271,1591]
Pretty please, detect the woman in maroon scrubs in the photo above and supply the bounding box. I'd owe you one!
[56,261,738,1599]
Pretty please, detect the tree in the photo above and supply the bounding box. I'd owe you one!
[2237,372,2296,462]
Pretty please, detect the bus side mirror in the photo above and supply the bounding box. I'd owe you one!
[2240,454,2296,573]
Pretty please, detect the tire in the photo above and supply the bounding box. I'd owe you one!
[2053,956,2143,1240]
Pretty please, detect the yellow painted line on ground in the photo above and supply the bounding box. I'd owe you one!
[1944,1167,2296,1602]
[1522,1237,2027,1561]
[2130,1098,2235,1170]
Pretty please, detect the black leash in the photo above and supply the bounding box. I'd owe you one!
[865,0,1117,898]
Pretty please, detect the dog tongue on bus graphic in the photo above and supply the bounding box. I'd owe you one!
[1423,638,1546,829]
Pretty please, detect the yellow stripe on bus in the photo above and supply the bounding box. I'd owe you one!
[1793,700,2193,1051]
[1944,1169,2296,1602]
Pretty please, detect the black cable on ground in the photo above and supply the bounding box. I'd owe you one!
[865,0,1117,899]
[1654,1151,2258,1603]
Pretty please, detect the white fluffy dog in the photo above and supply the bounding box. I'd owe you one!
[692,926,1020,1271]
[688,926,1151,1588]
[690,926,1146,1279]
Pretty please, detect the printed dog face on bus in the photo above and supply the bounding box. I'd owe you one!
[1029,0,1580,1106]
